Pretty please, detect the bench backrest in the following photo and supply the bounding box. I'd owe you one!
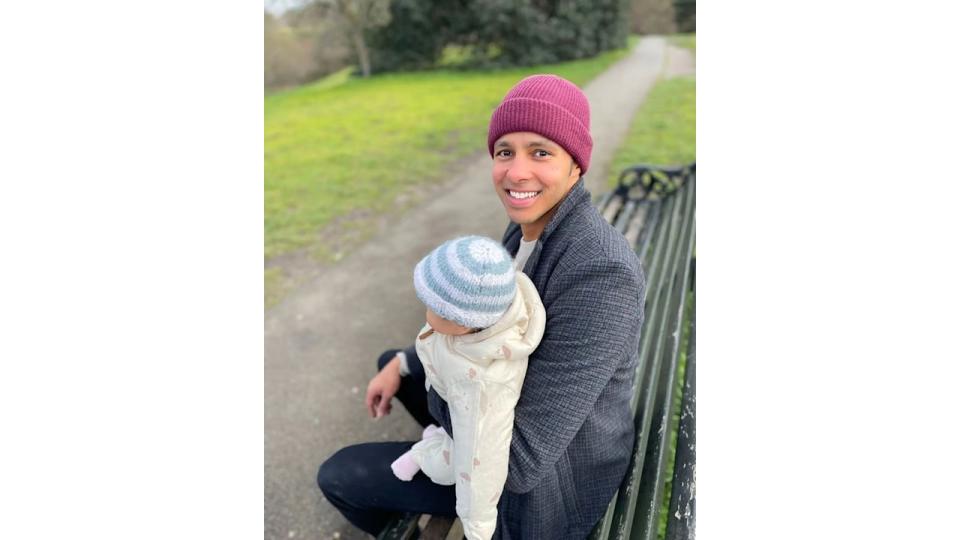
[588,163,696,540]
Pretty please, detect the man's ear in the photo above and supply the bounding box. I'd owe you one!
[569,161,582,180]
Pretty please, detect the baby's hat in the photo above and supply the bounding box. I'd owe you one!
[413,235,517,329]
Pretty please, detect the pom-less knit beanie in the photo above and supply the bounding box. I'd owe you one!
[487,74,593,175]
[413,236,517,330]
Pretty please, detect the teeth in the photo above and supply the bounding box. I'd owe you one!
[509,190,539,199]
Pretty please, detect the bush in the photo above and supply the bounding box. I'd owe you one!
[368,0,631,72]
[367,0,470,72]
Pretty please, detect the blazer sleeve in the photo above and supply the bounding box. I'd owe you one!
[503,257,643,494]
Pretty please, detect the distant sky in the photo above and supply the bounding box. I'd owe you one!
[264,0,309,16]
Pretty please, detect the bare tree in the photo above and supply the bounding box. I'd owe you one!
[320,0,391,78]
[631,0,677,34]
[265,10,318,88]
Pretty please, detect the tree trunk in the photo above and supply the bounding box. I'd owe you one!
[351,30,371,78]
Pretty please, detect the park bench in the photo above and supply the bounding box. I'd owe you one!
[378,163,697,540]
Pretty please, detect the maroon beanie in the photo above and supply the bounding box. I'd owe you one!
[487,74,593,175]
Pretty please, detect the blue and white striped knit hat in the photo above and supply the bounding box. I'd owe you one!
[413,235,517,329]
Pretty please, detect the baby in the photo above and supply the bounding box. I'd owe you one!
[390,235,545,540]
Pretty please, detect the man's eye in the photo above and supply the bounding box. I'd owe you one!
[534,150,551,158]
[496,149,513,157]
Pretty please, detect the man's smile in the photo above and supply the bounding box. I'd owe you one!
[506,189,542,206]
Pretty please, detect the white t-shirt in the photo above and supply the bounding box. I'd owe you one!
[514,237,537,272]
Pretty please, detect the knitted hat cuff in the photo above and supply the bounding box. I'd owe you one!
[487,97,593,175]
[414,265,506,329]
[412,236,517,330]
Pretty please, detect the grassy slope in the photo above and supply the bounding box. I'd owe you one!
[265,38,639,264]
[605,74,696,188]
[669,33,696,53]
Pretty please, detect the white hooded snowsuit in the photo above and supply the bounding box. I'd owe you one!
[410,271,545,540]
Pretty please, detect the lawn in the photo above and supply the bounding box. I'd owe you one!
[265,37,641,306]
[669,33,696,53]
[265,37,639,270]
[605,74,696,188]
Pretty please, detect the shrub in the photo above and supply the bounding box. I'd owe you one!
[368,0,631,72]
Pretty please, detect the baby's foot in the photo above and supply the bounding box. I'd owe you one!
[391,450,420,481]
[422,424,444,439]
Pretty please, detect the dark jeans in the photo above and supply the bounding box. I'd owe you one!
[317,349,456,536]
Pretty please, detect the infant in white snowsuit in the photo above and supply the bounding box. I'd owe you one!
[390,235,545,540]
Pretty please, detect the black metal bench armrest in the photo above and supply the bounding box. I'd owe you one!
[616,162,695,201]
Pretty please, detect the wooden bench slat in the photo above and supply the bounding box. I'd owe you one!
[589,192,678,540]
[376,512,420,540]
[420,515,456,540]
[605,187,690,540]
[631,180,696,540]
[592,172,695,540]
[442,518,464,540]
[629,197,679,415]
[665,293,696,540]
[588,496,618,540]
[613,199,638,234]
[595,191,614,212]
[634,202,662,264]
[601,193,626,224]
[623,202,651,248]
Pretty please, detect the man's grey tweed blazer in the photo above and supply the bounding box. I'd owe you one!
[425,179,646,539]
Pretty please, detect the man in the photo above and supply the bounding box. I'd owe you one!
[318,74,645,539]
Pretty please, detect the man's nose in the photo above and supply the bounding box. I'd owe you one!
[506,155,533,182]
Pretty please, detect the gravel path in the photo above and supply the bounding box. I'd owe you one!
[265,36,694,540]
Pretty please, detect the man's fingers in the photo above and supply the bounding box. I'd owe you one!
[365,389,374,409]
[377,397,391,418]
[368,394,380,418]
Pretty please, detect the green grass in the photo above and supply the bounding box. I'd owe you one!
[310,65,354,91]
[265,36,640,306]
[605,75,696,188]
[668,33,696,53]
[266,39,638,262]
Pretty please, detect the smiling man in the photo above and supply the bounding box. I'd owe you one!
[319,75,645,539]
[488,75,591,244]
[493,132,580,240]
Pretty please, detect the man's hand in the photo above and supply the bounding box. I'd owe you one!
[365,355,402,419]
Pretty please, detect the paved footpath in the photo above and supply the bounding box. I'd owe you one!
[265,36,694,540]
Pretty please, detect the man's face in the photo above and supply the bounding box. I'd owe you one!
[492,132,581,236]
